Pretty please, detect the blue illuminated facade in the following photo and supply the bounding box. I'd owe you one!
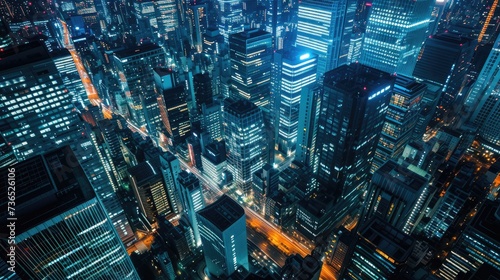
[273,48,317,158]
[361,0,433,76]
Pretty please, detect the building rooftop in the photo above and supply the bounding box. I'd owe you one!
[225,99,260,117]
[0,40,51,71]
[360,217,415,264]
[230,29,271,41]
[468,200,500,243]
[323,63,395,98]
[197,195,245,231]
[376,160,430,190]
[0,146,96,233]
[113,43,162,60]
[128,160,159,184]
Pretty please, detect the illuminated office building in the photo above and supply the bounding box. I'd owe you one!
[273,48,317,158]
[465,35,500,111]
[295,84,322,172]
[129,160,172,223]
[186,2,208,52]
[81,125,135,246]
[113,44,165,130]
[372,75,425,173]
[295,0,356,76]
[316,64,394,221]
[159,151,182,214]
[360,0,433,76]
[218,0,244,43]
[201,140,226,184]
[364,160,434,235]
[201,101,223,141]
[264,0,284,50]
[193,72,213,115]
[413,32,476,107]
[0,146,138,280]
[468,36,500,147]
[197,195,249,278]
[342,217,415,279]
[177,170,205,247]
[224,99,265,195]
[436,200,500,280]
[154,68,191,148]
[51,49,88,109]
[229,29,272,109]
[0,41,82,165]
[424,163,475,240]
[155,0,179,39]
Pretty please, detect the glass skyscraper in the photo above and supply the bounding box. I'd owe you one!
[229,29,273,109]
[364,160,434,234]
[464,35,500,111]
[177,170,205,247]
[295,84,322,172]
[197,195,249,278]
[273,48,317,158]
[0,41,82,165]
[342,217,415,279]
[316,63,394,220]
[218,0,244,43]
[360,0,433,76]
[224,99,266,196]
[113,44,165,130]
[295,0,356,76]
[0,146,138,279]
[468,35,500,147]
[372,75,425,173]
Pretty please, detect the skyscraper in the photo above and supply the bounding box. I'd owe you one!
[218,0,244,43]
[341,217,415,279]
[224,99,266,195]
[295,84,322,172]
[295,0,356,76]
[186,2,208,52]
[464,35,500,111]
[468,36,500,147]
[372,75,425,173]
[0,41,82,165]
[197,195,249,278]
[273,48,318,158]
[155,0,179,40]
[264,0,284,50]
[0,146,138,279]
[51,48,88,109]
[154,68,191,148]
[229,29,272,109]
[424,163,476,240]
[363,160,434,234]
[193,72,213,115]
[129,160,172,223]
[113,44,165,130]
[436,200,500,280]
[201,101,223,141]
[177,170,205,247]
[159,151,182,214]
[413,32,476,107]
[360,0,433,76]
[316,63,394,220]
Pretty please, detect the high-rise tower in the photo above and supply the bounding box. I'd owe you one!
[0,146,138,279]
[360,0,433,76]
[316,63,394,220]
[224,99,266,195]
[197,195,249,278]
